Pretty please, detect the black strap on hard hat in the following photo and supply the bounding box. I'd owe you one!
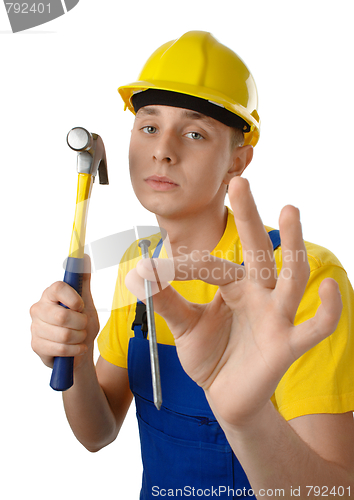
[132,89,250,133]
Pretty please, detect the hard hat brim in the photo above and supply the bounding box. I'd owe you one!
[118,81,260,147]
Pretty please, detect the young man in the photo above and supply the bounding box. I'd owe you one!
[30,32,354,498]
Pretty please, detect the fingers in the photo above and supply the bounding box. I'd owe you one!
[289,278,343,359]
[274,206,310,321]
[136,254,246,286]
[30,281,89,368]
[125,267,199,340]
[37,299,87,330]
[228,177,277,288]
[44,280,85,312]
[30,320,88,368]
[136,258,175,285]
[31,319,88,367]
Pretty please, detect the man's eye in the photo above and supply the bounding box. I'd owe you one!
[142,126,157,134]
[186,132,204,140]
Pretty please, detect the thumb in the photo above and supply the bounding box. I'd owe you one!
[125,267,197,340]
[81,253,95,312]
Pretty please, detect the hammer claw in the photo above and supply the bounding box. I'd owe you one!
[67,127,109,184]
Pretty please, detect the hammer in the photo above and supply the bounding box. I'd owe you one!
[50,127,108,391]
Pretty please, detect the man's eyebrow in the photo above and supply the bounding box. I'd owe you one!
[181,110,216,128]
[136,106,216,128]
[136,107,160,117]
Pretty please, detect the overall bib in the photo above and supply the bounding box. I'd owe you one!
[128,231,281,499]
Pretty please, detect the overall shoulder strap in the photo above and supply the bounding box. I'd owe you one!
[267,229,281,251]
[241,229,281,266]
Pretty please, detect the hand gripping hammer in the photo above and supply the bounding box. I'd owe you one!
[50,127,109,391]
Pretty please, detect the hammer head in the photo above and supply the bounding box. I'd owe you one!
[67,127,109,185]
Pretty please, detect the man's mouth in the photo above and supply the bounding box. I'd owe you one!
[145,175,179,191]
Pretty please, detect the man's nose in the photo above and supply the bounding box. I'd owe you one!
[153,132,178,164]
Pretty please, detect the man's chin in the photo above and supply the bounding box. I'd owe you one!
[139,200,182,220]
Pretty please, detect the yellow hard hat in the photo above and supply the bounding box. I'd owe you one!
[118,31,260,146]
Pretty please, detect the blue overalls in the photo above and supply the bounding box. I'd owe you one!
[128,231,281,499]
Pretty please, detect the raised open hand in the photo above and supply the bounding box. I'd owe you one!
[125,177,343,428]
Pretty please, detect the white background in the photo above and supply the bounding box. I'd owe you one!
[1,1,354,498]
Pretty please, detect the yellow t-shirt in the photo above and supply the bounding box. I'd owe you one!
[97,207,354,421]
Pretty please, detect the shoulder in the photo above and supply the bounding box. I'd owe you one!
[225,208,346,275]
[263,223,346,276]
[303,239,344,273]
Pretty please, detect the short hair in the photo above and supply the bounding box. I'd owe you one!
[230,127,244,150]
[226,127,245,194]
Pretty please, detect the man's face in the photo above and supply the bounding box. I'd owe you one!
[129,105,239,219]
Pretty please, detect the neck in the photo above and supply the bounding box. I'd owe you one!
[156,204,228,259]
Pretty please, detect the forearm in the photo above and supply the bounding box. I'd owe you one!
[217,401,354,499]
[62,348,117,452]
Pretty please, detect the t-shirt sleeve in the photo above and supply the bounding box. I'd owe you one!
[97,303,132,369]
[272,260,354,421]
[97,252,138,369]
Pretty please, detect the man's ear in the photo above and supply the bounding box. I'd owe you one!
[223,145,253,185]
